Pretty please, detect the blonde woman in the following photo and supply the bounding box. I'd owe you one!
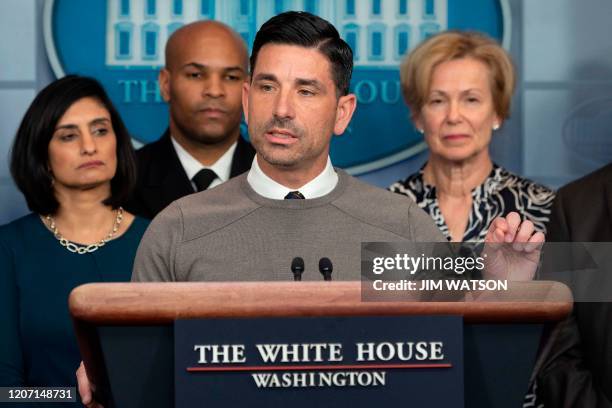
[390,31,554,242]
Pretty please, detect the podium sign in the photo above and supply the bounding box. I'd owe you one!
[175,315,463,407]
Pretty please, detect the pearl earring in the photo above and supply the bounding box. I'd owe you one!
[493,124,500,131]
[417,128,424,134]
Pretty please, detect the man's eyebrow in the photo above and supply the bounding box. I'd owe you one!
[252,74,326,91]
[253,73,279,82]
[180,62,207,70]
[180,63,246,73]
[296,78,325,91]
[224,66,246,73]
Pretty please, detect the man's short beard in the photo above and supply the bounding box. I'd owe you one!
[257,148,300,168]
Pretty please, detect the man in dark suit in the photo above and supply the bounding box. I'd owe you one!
[532,163,612,407]
[126,21,255,219]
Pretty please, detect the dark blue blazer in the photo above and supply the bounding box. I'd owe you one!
[125,130,255,219]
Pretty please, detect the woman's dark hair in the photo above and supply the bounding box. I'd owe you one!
[250,11,353,96]
[10,75,137,214]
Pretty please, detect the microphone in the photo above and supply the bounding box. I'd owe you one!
[319,257,333,281]
[291,257,305,281]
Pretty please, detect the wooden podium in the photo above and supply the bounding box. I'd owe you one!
[70,281,572,408]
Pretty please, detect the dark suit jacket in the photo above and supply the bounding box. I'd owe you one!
[125,130,255,219]
[536,163,612,407]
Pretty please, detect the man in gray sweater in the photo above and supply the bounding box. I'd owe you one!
[79,12,544,405]
[131,11,543,283]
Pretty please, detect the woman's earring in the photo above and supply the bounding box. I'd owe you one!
[417,128,425,134]
[493,123,500,131]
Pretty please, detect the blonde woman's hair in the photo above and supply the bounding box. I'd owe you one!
[400,30,515,119]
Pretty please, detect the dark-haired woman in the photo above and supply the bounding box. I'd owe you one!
[0,76,148,397]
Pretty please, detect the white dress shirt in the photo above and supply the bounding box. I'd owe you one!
[171,136,237,191]
[246,156,338,199]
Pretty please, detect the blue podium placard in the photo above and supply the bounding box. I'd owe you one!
[175,315,463,407]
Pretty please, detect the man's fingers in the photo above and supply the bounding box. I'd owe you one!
[513,220,535,251]
[486,217,508,243]
[76,361,104,408]
[76,362,91,404]
[504,212,521,242]
[524,231,545,253]
[515,220,534,242]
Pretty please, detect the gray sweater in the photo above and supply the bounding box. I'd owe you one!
[132,170,444,282]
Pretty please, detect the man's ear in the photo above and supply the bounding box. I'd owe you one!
[242,80,250,125]
[333,93,357,135]
[159,69,171,103]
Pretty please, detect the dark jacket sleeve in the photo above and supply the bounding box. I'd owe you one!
[533,190,612,407]
[536,315,612,407]
[546,187,571,242]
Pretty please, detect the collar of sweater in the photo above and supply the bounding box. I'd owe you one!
[240,169,350,209]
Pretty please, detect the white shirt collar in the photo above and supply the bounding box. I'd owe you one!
[171,135,237,191]
[246,156,338,199]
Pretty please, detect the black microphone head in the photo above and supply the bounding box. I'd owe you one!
[318,257,333,281]
[291,257,305,273]
[291,257,305,281]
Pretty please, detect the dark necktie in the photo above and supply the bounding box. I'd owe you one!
[284,191,305,199]
[192,168,218,192]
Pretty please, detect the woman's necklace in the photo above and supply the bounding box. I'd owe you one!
[42,207,124,254]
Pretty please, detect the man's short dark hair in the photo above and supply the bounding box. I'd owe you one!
[250,11,353,96]
[10,75,137,215]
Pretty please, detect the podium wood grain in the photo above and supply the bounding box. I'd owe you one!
[69,281,572,325]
